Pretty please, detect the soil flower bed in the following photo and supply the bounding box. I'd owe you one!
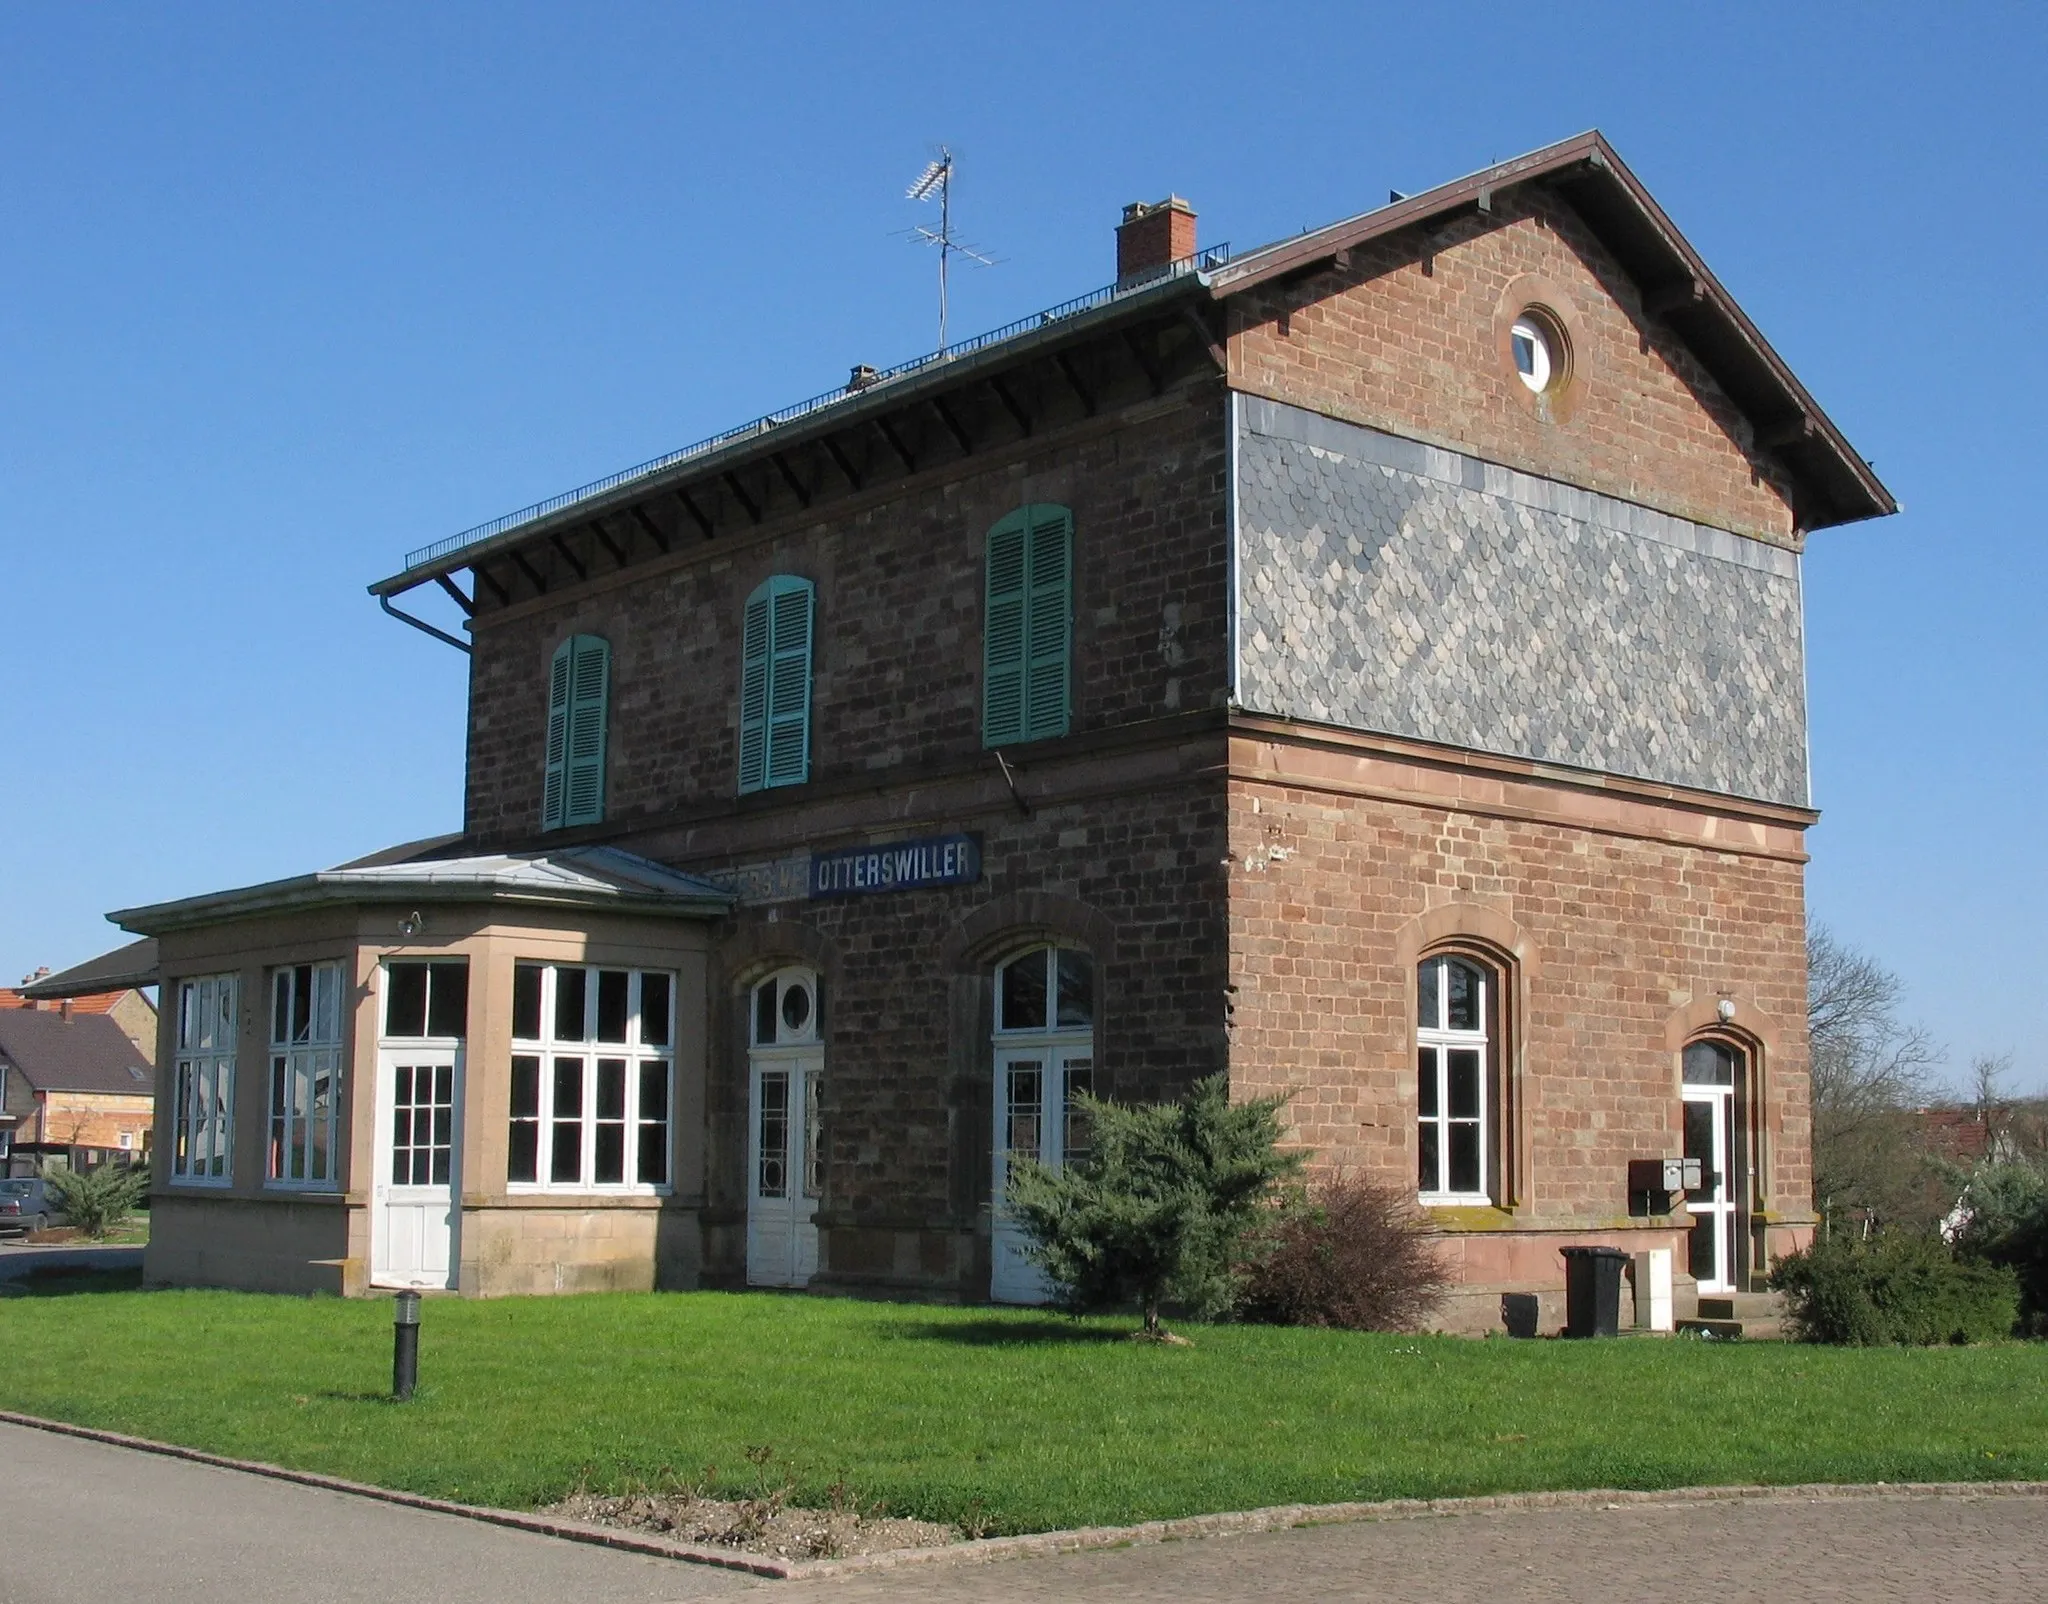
[549,1487,958,1560]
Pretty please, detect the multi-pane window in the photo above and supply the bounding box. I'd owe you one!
[381,961,469,1042]
[171,973,238,1185]
[268,961,345,1188]
[508,963,673,1191]
[1416,954,1493,1202]
[983,505,1073,748]
[994,943,1095,1166]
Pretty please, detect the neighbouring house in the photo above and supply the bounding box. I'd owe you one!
[92,132,1893,1324]
[0,1000,156,1174]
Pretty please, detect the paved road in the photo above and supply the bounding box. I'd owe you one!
[2,1420,2044,1603]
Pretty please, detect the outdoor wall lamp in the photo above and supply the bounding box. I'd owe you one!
[398,911,426,938]
[1716,997,1738,1024]
[392,1289,421,1400]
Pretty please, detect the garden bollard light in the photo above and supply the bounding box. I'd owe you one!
[392,1290,421,1400]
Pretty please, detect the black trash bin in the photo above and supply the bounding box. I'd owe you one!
[1560,1246,1631,1338]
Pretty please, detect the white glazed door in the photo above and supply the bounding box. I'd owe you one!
[372,1050,461,1290]
[990,1045,1092,1305]
[747,1051,822,1287]
[1683,1086,1736,1295]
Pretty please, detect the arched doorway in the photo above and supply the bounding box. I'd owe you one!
[989,943,1094,1304]
[746,967,823,1287]
[1682,1037,1750,1294]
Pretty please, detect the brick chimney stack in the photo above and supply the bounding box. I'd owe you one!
[1116,196,1197,285]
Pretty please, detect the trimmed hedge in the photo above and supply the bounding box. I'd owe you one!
[1769,1231,2018,1345]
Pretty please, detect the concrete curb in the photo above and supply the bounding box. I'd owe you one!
[3,1406,2044,1583]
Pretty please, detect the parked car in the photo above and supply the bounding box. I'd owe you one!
[0,1178,59,1236]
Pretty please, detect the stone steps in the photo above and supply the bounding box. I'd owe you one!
[1677,1291,1786,1340]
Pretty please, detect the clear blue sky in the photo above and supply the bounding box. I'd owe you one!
[3,4,2042,1090]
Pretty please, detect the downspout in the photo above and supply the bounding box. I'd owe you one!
[1226,387,1242,705]
[378,592,472,655]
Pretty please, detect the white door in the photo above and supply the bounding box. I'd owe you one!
[372,1050,461,1290]
[747,1053,822,1286]
[1683,1084,1737,1295]
[991,1044,1093,1304]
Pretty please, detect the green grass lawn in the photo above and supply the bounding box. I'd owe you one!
[1,1280,2042,1535]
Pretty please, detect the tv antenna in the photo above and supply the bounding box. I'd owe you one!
[906,147,994,354]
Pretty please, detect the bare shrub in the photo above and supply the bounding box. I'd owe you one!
[1237,1176,1450,1331]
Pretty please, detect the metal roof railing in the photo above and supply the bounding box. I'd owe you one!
[399,243,1231,574]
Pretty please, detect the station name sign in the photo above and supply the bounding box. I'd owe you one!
[809,833,981,899]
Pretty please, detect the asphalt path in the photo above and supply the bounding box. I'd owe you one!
[2,1420,2044,1603]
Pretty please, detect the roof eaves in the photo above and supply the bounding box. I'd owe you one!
[112,864,734,936]
[371,269,1215,598]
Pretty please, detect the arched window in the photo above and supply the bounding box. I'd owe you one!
[543,635,610,830]
[1416,952,1496,1203]
[983,506,1072,748]
[738,576,814,794]
[990,944,1093,1304]
[1682,1036,1748,1295]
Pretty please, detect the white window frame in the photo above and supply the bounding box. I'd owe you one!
[170,972,238,1186]
[266,961,347,1191]
[992,944,1097,1163]
[1416,953,1493,1205]
[508,963,674,1195]
[1511,316,1553,392]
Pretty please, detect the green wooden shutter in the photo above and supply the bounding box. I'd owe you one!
[765,578,814,788]
[557,635,610,828]
[739,576,813,793]
[984,504,1071,747]
[542,640,573,829]
[737,591,772,793]
[982,513,1030,746]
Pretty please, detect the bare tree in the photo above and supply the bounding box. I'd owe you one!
[1807,922,1944,1229]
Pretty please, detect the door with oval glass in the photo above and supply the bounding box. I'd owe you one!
[747,969,823,1288]
[1682,1039,1746,1295]
[989,945,1095,1305]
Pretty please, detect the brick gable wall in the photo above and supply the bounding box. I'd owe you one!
[1227,189,1800,545]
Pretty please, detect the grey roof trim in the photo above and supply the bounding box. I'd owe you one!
[370,269,1214,598]
[110,847,734,936]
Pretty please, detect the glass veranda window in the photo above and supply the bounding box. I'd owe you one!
[268,961,345,1188]
[1416,954,1493,1202]
[508,963,673,1191]
[171,973,238,1185]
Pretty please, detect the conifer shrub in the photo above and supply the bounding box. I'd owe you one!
[1005,1074,1304,1338]
[1236,1175,1450,1332]
[1769,1230,2019,1345]
[43,1162,148,1240]
[1946,1160,2048,1336]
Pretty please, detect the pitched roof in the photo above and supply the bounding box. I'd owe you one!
[1206,131,1895,533]
[16,939,161,1001]
[111,845,734,935]
[1,989,121,1014]
[373,131,1891,607]
[0,1009,153,1096]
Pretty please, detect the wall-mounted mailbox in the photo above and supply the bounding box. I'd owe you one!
[1629,1157,1702,1194]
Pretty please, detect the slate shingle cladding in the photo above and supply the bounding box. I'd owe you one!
[1234,397,1808,806]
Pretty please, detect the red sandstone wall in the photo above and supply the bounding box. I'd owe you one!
[463,390,1230,847]
[1228,189,1799,545]
[1225,736,1813,1276]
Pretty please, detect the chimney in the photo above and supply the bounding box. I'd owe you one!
[1116,196,1197,285]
